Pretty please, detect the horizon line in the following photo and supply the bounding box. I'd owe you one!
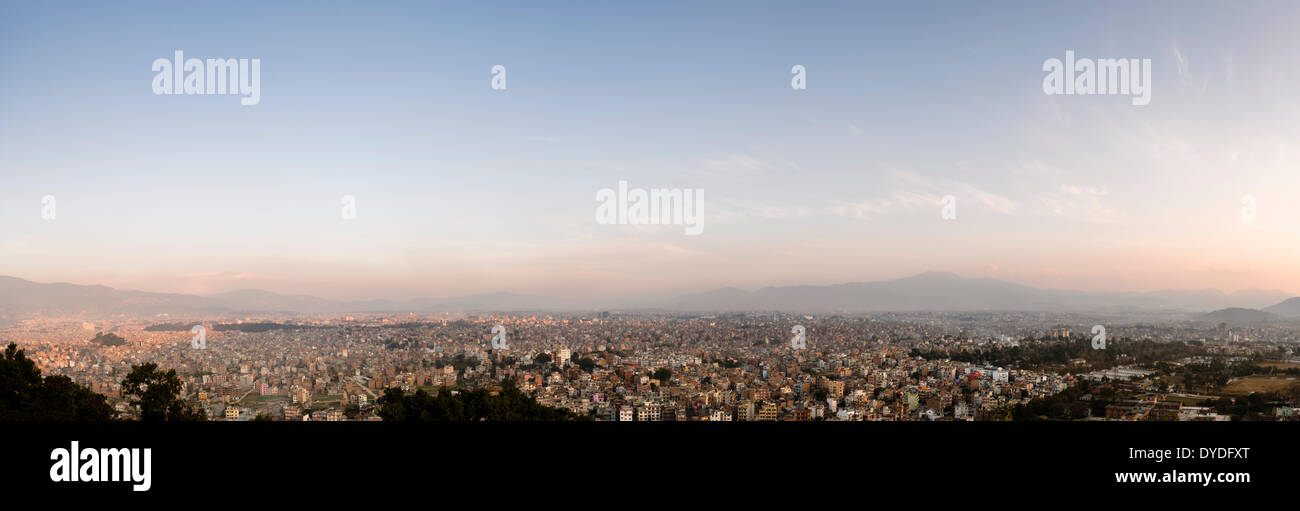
[2,271,1294,302]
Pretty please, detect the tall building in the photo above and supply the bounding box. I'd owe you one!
[827,380,845,398]
[736,401,755,421]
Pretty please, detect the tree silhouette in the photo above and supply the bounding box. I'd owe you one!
[0,343,115,421]
[120,363,206,421]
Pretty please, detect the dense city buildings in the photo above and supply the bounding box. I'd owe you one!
[6,311,1297,422]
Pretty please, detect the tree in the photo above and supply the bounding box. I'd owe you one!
[653,368,672,383]
[0,343,115,421]
[120,363,206,421]
[90,332,128,346]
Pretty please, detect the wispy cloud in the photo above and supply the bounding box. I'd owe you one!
[1036,184,1122,223]
[832,170,1018,220]
[1171,39,1209,92]
[701,154,778,177]
[1172,39,1192,83]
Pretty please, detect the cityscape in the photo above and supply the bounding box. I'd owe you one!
[4,273,1298,422]
[3,0,1294,499]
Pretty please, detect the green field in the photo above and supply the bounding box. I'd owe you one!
[1223,376,1299,395]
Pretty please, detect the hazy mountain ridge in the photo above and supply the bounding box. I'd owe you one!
[673,271,1293,313]
[0,273,1295,321]
[1196,307,1283,325]
[1263,297,1300,317]
[0,276,558,320]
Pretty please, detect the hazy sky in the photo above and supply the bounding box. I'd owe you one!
[2,1,1299,300]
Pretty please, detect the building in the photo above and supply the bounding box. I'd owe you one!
[1147,400,1181,421]
[735,401,755,421]
[826,380,845,398]
[1180,406,1229,421]
[661,406,679,422]
[1106,399,1153,420]
[636,405,661,422]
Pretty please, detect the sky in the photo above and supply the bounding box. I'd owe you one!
[1,0,1299,300]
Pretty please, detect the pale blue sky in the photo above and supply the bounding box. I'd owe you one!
[2,1,1299,299]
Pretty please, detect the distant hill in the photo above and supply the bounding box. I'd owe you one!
[90,332,128,346]
[143,323,197,332]
[1197,307,1281,325]
[0,275,566,320]
[671,271,1291,313]
[0,275,224,320]
[1263,297,1300,317]
[0,273,1293,320]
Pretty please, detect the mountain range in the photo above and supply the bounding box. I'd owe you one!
[673,272,1292,313]
[0,272,1296,322]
